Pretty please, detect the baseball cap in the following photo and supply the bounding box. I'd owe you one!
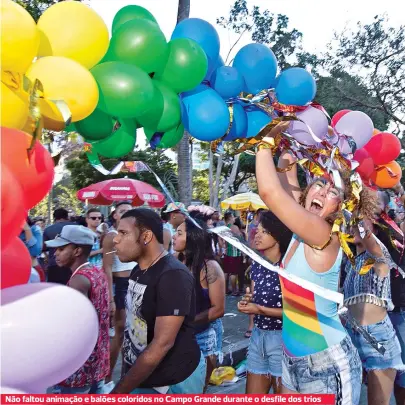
[164,202,186,213]
[45,225,95,248]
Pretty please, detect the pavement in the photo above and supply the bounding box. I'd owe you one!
[113,296,396,404]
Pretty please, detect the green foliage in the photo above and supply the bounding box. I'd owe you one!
[29,194,49,218]
[192,171,209,203]
[14,0,82,21]
[66,149,177,192]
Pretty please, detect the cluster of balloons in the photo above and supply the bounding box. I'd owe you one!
[174,18,317,142]
[331,110,402,189]
[71,4,211,155]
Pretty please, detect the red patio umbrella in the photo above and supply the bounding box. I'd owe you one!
[77,178,165,208]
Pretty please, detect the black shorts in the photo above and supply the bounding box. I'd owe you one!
[113,276,129,310]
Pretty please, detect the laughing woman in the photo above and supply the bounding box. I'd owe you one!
[173,219,226,392]
[254,123,375,404]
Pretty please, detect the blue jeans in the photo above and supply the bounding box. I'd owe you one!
[131,353,206,394]
[53,380,105,394]
[247,327,282,377]
[389,310,405,387]
[196,319,223,362]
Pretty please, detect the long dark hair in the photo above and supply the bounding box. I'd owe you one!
[178,218,215,281]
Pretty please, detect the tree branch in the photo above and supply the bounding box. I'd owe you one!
[225,27,249,65]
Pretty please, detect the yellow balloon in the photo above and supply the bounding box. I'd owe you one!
[0,0,39,73]
[26,56,99,123]
[37,1,109,69]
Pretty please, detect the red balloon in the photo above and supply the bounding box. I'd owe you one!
[331,109,351,128]
[364,132,401,165]
[1,164,27,249]
[354,148,375,180]
[1,237,31,289]
[1,127,55,209]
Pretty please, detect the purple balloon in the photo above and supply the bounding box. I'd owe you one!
[287,105,328,145]
[1,283,98,392]
[334,111,373,149]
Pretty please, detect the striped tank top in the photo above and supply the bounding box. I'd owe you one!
[226,224,242,257]
[281,235,346,357]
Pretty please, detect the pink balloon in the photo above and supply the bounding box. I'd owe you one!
[334,111,373,149]
[287,105,328,146]
[1,283,98,392]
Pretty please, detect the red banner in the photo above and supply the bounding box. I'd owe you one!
[1,394,335,405]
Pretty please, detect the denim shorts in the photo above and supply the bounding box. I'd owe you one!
[113,276,129,310]
[346,314,404,372]
[389,310,405,387]
[282,335,362,405]
[196,319,223,362]
[247,326,282,377]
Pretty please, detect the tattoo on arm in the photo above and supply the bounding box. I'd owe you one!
[206,261,219,284]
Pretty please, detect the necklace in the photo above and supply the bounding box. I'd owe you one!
[135,250,167,282]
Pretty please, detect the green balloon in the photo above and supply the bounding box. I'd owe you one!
[145,123,184,149]
[92,119,136,158]
[154,38,208,93]
[136,81,164,129]
[74,108,115,141]
[109,19,169,74]
[64,122,76,132]
[91,62,154,118]
[112,5,157,33]
[154,81,181,132]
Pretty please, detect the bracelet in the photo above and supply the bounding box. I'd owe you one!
[256,142,273,152]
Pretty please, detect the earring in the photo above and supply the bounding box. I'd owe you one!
[144,242,147,245]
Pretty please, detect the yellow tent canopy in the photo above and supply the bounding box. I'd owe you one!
[220,192,267,212]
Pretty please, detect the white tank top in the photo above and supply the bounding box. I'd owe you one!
[110,229,137,273]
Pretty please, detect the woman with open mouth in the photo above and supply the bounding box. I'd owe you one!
[255,122,376,404]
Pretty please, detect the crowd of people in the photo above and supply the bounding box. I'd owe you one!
[26,146,404,404]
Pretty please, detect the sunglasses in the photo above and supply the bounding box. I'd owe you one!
[89,216,102,220]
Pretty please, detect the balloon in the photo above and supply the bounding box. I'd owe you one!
[37,1,109,69]
[0,387,28,394]
[334,111,374,150]
[364,132,401,165]
[1,165,26,250]
[223,104,248,141]
[109,19,168,74]
[353,148,375,180]
[26,56,99,122]
[1,128,55,210]
[171,18,220,77]
[112,5,157,33]
[91,62,154,118]
[153,81,181,132]
[0,283,98,391]
[155,38,208,93]
[211,66,245,99]
[337,137,354,155]
[331,109,351,128]
[246,109,272,138]
[1,238,31,289]
[287,105,328,145]
[0,0,39,73]
[74,108,115,141]
[145,124,185,149]
[206,56,224,82]
[1,77,29,130]
[93,119,136,158]
[372,128,381,136]
[136,81,164,129]
[371,161,402,189]
[276,67,316,106]
[181,85,230,142]
[233,44,277,95]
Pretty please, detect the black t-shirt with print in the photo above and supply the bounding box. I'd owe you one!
[122,254,200,388]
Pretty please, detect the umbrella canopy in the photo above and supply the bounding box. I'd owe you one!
[77,178,165,208]
[220,192,267,211]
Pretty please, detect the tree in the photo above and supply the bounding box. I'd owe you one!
[66,149,177,192]
[14,0,81,21]
[192,171,209,203]
[324,16,405,136]
[176,0,193,206]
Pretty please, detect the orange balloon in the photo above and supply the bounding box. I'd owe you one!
[372,128,381,136]
[1,127,54,209]
[371,160,402,189]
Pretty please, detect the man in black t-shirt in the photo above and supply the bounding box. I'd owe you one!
[110,208,205,394]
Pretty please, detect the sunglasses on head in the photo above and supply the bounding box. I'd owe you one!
[90,216,102,220]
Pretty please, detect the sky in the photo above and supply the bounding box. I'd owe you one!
[86,0,404,154]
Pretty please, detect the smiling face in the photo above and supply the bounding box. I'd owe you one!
[304,179,342,218]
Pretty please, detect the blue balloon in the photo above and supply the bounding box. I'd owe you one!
[171,18,220,78]
[211,66,245,99]
[205,55,224,82]
[233,44,277,95]
[181,84,230,142]
[223,103,247,141]
[275,67,316,106]
[246,109,272,138]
